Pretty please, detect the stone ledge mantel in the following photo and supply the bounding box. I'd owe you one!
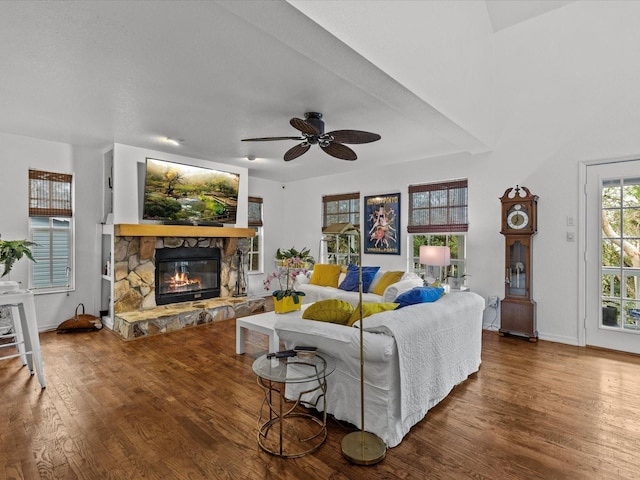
[115,224,255,238]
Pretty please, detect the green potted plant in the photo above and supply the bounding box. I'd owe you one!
[0,239,37,278]
[275,246,315,268]
[446,265,468,290]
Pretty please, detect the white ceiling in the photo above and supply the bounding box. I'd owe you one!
[0,1,572,182]
[485,0,575,32]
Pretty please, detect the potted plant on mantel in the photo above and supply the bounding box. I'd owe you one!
[0,239,37,278]
[265,247,315,313]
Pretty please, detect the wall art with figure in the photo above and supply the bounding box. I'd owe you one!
[364,193,400,255]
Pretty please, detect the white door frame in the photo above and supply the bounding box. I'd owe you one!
[578,155,640,352]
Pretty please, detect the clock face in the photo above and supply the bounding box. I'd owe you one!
[507,204,529,230]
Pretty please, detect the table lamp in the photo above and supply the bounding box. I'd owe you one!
[419,245,451,285]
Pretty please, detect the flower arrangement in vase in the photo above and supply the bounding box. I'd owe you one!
[265,248,314,313]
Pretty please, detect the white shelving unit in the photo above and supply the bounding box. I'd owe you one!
[100,223,115,330]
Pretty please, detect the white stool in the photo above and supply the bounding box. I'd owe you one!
[236,311,280,354]
[0,290,46,388]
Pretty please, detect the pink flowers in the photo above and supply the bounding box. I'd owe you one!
[263,257,309,292]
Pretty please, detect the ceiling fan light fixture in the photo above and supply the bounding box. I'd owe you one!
[241,112,380,162]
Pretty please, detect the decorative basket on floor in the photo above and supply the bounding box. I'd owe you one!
[56,303,103,333]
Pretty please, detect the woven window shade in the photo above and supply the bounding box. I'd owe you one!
[248,196,263,227]
[322,192,359,228]
[29,169,73,217]
[408,179,468,233]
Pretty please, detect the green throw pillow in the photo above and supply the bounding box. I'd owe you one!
[347,302,399,326]
[302,299,354,325]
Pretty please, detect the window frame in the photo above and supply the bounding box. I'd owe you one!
[410,233,467,281]
[322,192,360,265]
[247,226,263,274]
[28,169,74,293]
[247,196,263,274]
[29,216,74,292]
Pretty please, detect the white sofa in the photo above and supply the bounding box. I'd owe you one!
[274,291,485,448]
[296,270,423,306]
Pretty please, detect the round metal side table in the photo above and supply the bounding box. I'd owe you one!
[252,353,335,458]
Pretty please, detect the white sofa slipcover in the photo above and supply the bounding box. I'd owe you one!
[274,291,484,448]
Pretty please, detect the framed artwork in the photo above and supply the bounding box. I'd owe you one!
[364,193,400,255]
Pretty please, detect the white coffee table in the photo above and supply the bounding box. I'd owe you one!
[236,309,281,354]
[236,304,308,354]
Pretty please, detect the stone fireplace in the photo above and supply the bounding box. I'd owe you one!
[108,224,264,340]
[113,235,241,314]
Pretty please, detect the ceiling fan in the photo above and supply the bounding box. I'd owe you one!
[241,112,381,161]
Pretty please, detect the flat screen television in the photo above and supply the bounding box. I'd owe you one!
[142,158,240,225]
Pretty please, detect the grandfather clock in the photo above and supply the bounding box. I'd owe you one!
[499,186,538,342]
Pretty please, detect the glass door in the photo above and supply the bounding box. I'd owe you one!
[585,161,640,353]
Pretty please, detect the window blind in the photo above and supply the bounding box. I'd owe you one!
[408,179,468,233]
[248,196,263,227]
[29,169,73,217]
[322,192,360,228]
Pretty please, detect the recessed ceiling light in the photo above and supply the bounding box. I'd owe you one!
[246,155,256,161]
[165,137,182,146]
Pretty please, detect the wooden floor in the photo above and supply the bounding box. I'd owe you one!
[2,319,640,480]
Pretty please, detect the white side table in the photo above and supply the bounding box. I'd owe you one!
[236,311,280,354]
[0,290,46,388]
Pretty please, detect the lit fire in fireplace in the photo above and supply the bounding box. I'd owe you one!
[165,270,202,292]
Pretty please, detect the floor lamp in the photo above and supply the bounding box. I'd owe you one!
[322,222,386,465]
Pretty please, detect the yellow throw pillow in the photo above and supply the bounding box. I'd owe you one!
[370,271,404,296]
[347,302,399,326]
[302,299,354,325]
[309,264,342,288]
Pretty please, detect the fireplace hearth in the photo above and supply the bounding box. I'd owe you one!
[155,247,221,305]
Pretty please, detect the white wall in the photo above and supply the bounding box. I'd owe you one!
[0,132,104,330]
[268,1,640,346]
[246,175,287,296]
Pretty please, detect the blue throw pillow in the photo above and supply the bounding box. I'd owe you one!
[338,264,380,292]
[395,286,445,309]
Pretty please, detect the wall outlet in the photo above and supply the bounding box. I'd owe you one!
[488,296,499,308]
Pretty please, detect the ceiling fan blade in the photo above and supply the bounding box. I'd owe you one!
[290,117,320,136]
[241,136,304,142]
[326,130,381,144]
[284,143,311,161]
[321,142,357,161]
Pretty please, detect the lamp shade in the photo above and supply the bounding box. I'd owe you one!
[419,245,451,267]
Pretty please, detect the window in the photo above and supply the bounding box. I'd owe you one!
[408,179,468,233]
[28,169,74,291]
[411,234,466,279]
[247,196,263,273]
[601,177,640,329]
[323,192,360,228]
[322,193,360,266]
[408,180,468,279]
